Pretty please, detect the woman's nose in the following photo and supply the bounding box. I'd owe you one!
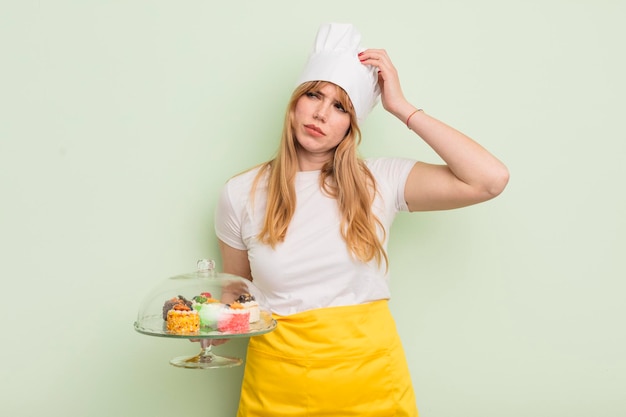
[313,104,328,122]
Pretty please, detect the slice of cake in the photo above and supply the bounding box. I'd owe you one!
[162,295,192,320]
[190,292,223,331]
[166,304,199,334]
[217,302,250,333]
[235,293,260,323]
[198,302,223,331]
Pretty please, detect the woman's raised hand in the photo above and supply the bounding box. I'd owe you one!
[358,48,411,119]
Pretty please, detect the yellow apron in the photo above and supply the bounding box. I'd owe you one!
[237,300,419,417]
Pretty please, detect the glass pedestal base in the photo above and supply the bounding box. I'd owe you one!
[170,339,242,369]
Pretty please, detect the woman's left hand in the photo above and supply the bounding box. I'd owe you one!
[358,48,410,118]
[359,49,510,211]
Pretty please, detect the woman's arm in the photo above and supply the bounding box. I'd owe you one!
[402,110,509,211]
[359,49,509,211]
[219,239,252,281]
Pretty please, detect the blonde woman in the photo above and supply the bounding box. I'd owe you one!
[215,23,509,417]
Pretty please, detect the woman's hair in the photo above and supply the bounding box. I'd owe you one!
[253,81,388,269]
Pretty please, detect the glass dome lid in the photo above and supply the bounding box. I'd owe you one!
[134,259,276,339]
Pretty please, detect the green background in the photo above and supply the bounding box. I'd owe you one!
[1,1,624,416]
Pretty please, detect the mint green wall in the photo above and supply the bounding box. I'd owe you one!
[1,1,624,416]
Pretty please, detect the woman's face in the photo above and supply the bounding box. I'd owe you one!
[292,82,352,170]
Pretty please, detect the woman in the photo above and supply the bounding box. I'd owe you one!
[215,23,509,416]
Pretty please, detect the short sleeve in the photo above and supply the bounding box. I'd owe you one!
[214,182,247,250]
[366,157,416,212]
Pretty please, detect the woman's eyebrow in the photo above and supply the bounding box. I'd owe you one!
[313,90,340,103]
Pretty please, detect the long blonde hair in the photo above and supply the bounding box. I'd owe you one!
[253,81,388,268]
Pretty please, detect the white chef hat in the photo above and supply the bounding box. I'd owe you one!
[296,23,381,123]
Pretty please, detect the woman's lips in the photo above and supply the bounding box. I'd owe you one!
[304,124,325,136]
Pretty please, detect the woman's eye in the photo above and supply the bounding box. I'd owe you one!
[306,92,319,99]
[334,102,347,113]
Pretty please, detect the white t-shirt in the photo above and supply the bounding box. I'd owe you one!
[215,157,416,316]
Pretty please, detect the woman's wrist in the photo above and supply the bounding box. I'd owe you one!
[390,102,416,122]
[405,108,424,130]
[393,104,424,130]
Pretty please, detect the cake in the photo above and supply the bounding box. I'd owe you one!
[166,303,199,334]
[192,292,214,305]
[162,295,192,320]
[162,292,255,334]
[193,293,223,331]
[217,302,250,333]
[235,293,260,323]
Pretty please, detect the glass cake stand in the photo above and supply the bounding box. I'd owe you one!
[134,259,277,369]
